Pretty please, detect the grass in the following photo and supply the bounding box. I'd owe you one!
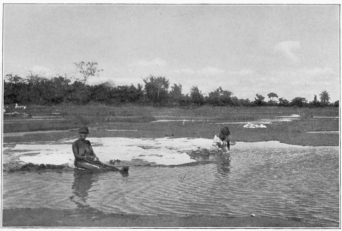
[7,103,338,119]
[3,120,80,133]
[3,105,339,146]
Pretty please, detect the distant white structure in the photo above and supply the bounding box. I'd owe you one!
[243,122,267,129]
[6,111,20,115]
[243,122,255,128]
[15,103,26,109]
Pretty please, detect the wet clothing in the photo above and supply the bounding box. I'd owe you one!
[212,135,230,151]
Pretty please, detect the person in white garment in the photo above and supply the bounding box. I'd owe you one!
[212,126,231,152]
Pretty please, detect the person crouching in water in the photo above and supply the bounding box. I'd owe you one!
[72,126,128,172]
[213,126,231,152]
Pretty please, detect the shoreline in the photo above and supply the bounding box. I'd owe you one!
[2,208,319,228]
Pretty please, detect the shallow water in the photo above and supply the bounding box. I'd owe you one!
[151,114,301,124]
[3,142,339,227]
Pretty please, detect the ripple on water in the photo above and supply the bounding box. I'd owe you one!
[3,144,339,227]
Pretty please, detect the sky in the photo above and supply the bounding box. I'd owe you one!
[3,4,340,102]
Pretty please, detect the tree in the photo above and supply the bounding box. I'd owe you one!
[26,74,48,104]
[207,88,222,106]
[4,74,28,104]
[178,94,192,107]
[90,83,112,103]
[219,88,233,105]
[143,75,169,105]
[169,84,183,104]
[67,81,91,104]
[267,92,278,106]
[207,90,223,106]
[207,87,233,106]
[334,100,339,107]
[230,96,240,106]
[190,86,204,106]
[111,84,144,104]
[5,74,26,84]
[319,90,330,106]
[49,76,72,104]
[278,97,289,107]
[74,62,103,84]
[238,98,251,106]
[309,95,321,107]
[291,97,307,107]
[254,94,266,106]
[267,92,278,100]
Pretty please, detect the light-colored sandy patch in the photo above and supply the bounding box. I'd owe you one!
[277,114,301,118]
[214,121,265,125]
[216,115,301,126]
[11,143,74,165]
[6,138,325,167]
[306,131,339,134]
[313,116,339,119]
[11,137,203,166]
[260,118,293,122]
[151,119,205,123]
[105,129,139,132]
[267,114,301,122]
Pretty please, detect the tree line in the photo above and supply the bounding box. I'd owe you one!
[4,62,338,108]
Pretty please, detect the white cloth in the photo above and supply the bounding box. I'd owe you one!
[212,135,228,152]
[212,135,222,146]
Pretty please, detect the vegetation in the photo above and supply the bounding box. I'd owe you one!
[3,63,339,108]
[143,76,169,106]
[320,90,331,106]
[74,61,103,84]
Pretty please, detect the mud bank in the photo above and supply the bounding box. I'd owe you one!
[3,162,73,172]
[4,139,323,171]
[5,138,339,172]
[3,208,315,227]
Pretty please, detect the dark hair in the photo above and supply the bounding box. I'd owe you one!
[219,126,230,141]
[79,126,89,134]
[220,127,230,135]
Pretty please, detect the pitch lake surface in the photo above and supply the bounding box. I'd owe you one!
[3,138,339,227]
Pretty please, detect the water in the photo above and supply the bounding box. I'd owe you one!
[3,143,339,227]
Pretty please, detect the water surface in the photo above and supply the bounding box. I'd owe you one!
[3,142,339,227]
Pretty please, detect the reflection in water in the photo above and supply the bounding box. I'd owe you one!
[70,170,99,209]
[215,153,231,176]
[70,169,129,210]
[190,149,231,175]
[3,145,339,227]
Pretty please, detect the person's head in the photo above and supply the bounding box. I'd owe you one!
[219,126,230,141]
[79,126,89,139]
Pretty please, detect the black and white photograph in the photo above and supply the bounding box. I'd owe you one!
[2,2,340,228]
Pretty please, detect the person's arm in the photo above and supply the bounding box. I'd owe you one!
[87,141,99,162]
[226,135,231,151]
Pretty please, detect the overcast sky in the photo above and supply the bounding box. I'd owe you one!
[3,4,340,101]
